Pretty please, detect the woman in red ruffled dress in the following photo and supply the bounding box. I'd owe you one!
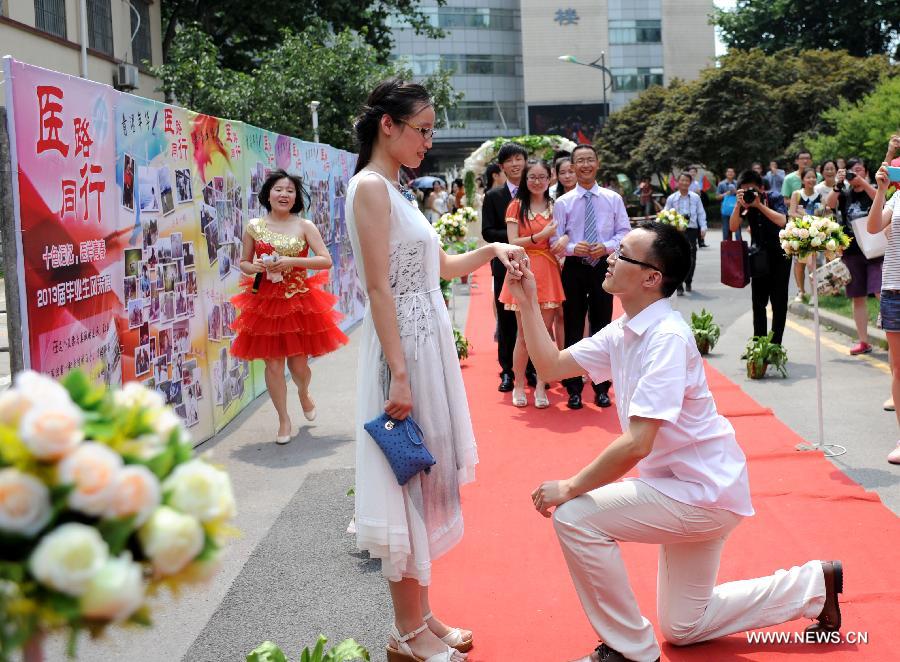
[231,169,348,443]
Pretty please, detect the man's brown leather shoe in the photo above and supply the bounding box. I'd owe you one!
[804,560,843,634]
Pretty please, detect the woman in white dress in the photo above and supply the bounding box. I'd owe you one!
[346,78,527,662]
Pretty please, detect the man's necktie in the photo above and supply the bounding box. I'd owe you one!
[583,192,600,266]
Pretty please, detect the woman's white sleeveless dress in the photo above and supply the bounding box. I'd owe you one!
[346,170,478,585]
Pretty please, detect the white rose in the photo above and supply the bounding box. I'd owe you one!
[19,401,84,461]
[163,460,235,522]
[139,506,204,576]
[790,240,801,251]
[828,221,840,232]
[103,464,161,526]
[792,227,803,238]
[29,523,108,596]
[133,433,167,460]
[778,230,786,239]
[13,371,72,411]
[826,239,837,251]
[149,408,187,443]
[113,382,164,411]
[0,468,51,537]
[781,240,791,252]
[811,236,822,247]
[799,229,809,239]
[57,442,122,516]
[80,553,145,622]
[0,390,33,426]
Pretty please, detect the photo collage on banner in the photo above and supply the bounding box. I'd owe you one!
[3,57,362,445]
[3,58,123,385]
[116,96,213,439]
[192,116,255,431]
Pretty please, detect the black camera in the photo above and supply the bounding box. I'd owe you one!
[846,172,857,182]
[743,189,758,204]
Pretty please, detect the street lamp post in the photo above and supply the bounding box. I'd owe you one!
[309,100,320,143]
[558,52,614,127]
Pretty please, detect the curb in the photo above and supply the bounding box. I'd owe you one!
[788,301,888,350]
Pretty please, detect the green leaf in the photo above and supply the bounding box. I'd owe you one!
[246,640,288,662]
[126,605,152,627]
[326,638,370,662]
[145,447,176,481]
[195,530,220,563]
[310,634,326,662]
[97,516,137,556]
[61,370,91,406]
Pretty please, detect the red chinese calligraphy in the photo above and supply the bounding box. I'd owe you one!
[164,108,174,134]
[36,86,69,156]
[60,179,76,219]
[73,118,93,157]
[79,164,105,222]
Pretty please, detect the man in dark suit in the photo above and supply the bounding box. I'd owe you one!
[481,143,535,392]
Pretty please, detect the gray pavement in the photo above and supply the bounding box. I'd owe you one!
[5,237,898,660]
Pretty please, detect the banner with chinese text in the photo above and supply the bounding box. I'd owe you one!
[3,58,361,444]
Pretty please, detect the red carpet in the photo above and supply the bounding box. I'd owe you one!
[430,266,900,661]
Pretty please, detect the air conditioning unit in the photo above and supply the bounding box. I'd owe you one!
[116,63,139,91]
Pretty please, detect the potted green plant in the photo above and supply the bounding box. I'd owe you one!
[743,332,788,379]
[453,327,471,360]
[247,636,369,662]
[690,309,720,356]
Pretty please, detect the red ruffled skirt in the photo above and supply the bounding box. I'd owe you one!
[230,270,349,359]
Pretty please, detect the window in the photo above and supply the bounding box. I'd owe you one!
[609,19,662,44]
[33,0,66,38]
[388,7,516,31]
[611,67,664,92]
[447,101,520,126]
[131,0,152,65]
[396,54,518,77]
[87,0,114,55]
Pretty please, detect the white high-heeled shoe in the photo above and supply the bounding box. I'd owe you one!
[386,623,456,662]
[424,611,473,653]
[534,387,550,409]
[512,387,527,407]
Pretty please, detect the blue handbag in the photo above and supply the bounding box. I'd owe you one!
[364,413,435,486]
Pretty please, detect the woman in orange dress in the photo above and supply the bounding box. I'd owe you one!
[231,169,348,444]
[499,160,565,408]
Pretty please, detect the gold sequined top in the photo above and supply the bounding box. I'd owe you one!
[247,217,308,257]
[246,217,310,297]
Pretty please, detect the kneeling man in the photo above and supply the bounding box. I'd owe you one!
[506,222,842,662]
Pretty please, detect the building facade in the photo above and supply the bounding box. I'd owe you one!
[389,0,526,171]
[392,0,714,167]
[0,0,164,106]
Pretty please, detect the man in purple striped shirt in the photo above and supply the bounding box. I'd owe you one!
[551,144,631,410]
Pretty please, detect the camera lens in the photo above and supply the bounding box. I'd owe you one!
[744,189,757,204]
[846,172,857,182]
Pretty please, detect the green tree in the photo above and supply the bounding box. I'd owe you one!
[151,24,461,151]
[161,0,445,69]
[598,49,893,178]
[805,76,900,170]
[713,0,900,58]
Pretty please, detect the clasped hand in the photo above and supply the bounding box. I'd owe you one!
[263,254,293,274]
[531,479,572,518]
[573,242,607,259]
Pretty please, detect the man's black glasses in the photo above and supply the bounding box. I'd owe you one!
[611,247,664,274]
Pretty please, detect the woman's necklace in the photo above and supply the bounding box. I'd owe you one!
[367,165,417,203]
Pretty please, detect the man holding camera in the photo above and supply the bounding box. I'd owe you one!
[664,172,706,295]
[826,158,882,356]
[730,170,790,345]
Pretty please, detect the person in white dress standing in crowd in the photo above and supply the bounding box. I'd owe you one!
[346,78,527,662]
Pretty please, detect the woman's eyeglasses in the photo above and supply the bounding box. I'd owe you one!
[611,247,663,274]
[399,119,436,140]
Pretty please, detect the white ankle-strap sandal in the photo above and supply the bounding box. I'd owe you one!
[424,611,474,653]
[387,623,455,662]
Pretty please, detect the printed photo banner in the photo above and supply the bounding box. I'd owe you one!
[3,57,361,444]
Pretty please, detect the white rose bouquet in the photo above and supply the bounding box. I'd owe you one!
[0,370,236,658]
[435,210,468,245]
[655,208,689,231]
[779,214,852,260]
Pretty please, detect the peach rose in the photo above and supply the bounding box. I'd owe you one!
[57,442,122,516]
[103,464,160,526]
[0,468,51,537]
[0,390,33,426]
[18,401,84,461]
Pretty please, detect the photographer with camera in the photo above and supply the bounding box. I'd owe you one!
[730,170,790,345]
[825,158,882,356]
[664,172,707,294]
